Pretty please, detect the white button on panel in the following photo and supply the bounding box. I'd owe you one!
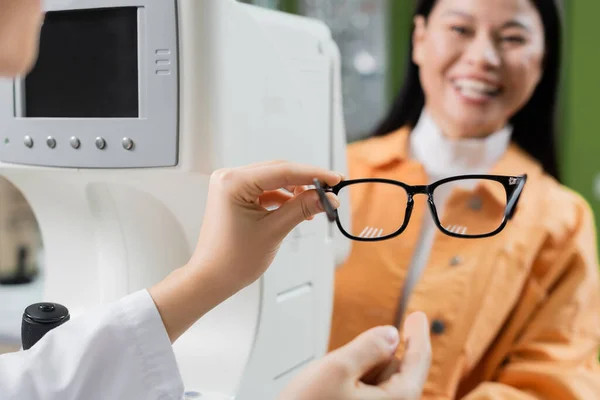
[70,137,80,149]
[95,137,106,150]
[46,137,56,149]
[24,136,33,148]
[122,137,134,150]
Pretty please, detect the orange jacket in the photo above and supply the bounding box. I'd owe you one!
[329,127,600,399]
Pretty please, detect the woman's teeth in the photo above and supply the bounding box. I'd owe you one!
[454,78,500,99]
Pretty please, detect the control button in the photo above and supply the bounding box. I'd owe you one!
[46,136,56,149]
[122,137,134,150]
[431,319,446,335]
[70,137,80,149]
[449,256,462,266]
[24,136,33,148]
[95,137,106,150]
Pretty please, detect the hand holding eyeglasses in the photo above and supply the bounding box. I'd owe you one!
[188,160,343,293]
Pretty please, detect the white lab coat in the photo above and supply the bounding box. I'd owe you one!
[0,290,185,399]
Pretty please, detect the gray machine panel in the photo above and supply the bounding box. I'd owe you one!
[0,0,178,169]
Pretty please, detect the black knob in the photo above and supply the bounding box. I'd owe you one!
[21,302,70,350]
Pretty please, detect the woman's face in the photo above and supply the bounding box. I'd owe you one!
[412,0,545,138]
[0,0,44,77]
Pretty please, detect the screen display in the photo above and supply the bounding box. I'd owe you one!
[24,7,139,118]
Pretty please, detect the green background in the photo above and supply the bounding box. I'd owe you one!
[561,1,600,249]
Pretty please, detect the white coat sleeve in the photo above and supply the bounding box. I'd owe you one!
[0,289,185,400]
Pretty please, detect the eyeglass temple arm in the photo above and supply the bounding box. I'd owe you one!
[313,179,337,222]
[506,175,528,220]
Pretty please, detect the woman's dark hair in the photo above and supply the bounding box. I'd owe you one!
[373,0,562,181]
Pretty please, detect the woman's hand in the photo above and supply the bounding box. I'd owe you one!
[279,312,432,400]
[149,160,342,342]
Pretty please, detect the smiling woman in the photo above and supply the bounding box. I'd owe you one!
[413,0,545,139]
[329,0,600,399]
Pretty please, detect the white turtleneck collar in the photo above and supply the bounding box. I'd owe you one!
[409,109,512,182]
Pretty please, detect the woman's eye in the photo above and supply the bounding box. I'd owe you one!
[451,26,470,35]
[502,35,526,44]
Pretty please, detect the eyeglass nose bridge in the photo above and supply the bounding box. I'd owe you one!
[406,185,431,201]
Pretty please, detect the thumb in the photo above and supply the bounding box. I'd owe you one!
[270,189,339,236]
[379,312,431,399]
[332,326,399,378]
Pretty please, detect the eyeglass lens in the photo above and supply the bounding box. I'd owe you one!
[337,182,409,239]
[433,179,507,236]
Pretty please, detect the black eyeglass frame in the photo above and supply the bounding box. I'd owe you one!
[314,174,527,242]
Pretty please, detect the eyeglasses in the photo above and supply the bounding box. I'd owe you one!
[315,174,527,241]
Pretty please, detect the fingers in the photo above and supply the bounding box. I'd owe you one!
[270,190,339,236]
[240,159,287,170]
[241,162,343,195]
[361,356,400,386]
[294,185,311,196]
[258,190,293,209]
[380,312,431,400]
[400,311,431,375]
[329,326,400,379]
[282,185,308,196]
